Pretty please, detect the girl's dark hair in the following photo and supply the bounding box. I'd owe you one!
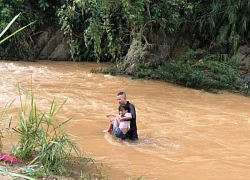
[119,104,129,111]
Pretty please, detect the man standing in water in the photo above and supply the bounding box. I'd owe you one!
[116,92,138,141]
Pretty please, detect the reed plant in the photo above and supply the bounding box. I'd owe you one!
[0,13,36,45]
[0,83,113,179]
[13,84,80,175]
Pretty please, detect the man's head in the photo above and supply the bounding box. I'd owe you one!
[117,92,127,105]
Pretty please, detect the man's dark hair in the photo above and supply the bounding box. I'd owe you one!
[117,92,126,98]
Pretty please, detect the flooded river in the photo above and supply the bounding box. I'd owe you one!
[0,60,250,180]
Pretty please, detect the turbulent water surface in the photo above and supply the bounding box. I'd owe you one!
[0,60,250,180]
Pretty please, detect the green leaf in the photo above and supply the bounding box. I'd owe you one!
[0,13,21,38]
[0,20,36,44]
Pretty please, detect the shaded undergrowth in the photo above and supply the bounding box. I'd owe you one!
[102,51,244,93]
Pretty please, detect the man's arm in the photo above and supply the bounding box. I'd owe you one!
[120,113,132,121]
[128,104,136,119]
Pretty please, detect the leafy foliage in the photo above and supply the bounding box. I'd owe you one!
[128,54,241,92]
[0,0,61,59]
[0,13,36,44]
[13,84,80,174]
[196,0,250,54]
[57,0,193,61]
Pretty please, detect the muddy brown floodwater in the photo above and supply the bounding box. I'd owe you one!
[0,60,250,180]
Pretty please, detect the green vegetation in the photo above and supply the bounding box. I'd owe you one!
[13,84,80,175]
[103,50,242,92]
[0,7,144,179]
[0,166,36,180]
[57,0,193,61]
[0,13,36,45]
[1,1,249,178]
[0,84,115,179]
[0,0,61,59]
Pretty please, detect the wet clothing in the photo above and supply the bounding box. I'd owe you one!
[116,113,131,134]
[119,101,138,141]
[119,119,130,130]
[113,125,127,139]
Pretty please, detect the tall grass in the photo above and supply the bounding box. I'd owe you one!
[0,83,138,179]
[13,83,80,174]
[0,83,115,179]
[0,13,35,153]
[0,13,36,45]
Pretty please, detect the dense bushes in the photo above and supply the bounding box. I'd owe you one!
[103,50,241,92]
[57,0,193,61]
[149,60,240,91]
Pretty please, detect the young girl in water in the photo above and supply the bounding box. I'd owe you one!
[103,104,131,137]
